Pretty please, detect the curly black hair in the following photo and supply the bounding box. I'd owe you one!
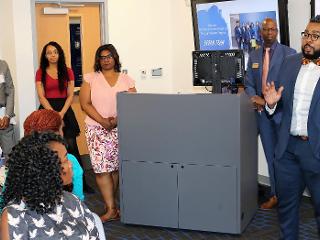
[1,131,67,214]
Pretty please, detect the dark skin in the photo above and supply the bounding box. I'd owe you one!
[250,18,278,112]
[80,49,136,131]
[264,22,320,108]
[79,48,136,222]
[109,116,117,129]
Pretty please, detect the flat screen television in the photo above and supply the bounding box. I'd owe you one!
[311,0,320,17]
[191,0,290,86]
[192,49,245,93]
[191,0,289,50]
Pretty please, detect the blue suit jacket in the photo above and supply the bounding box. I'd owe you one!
[245,42,296,124]
[275,53,320,161]
[234,26,242,39]
[245,42,296,97]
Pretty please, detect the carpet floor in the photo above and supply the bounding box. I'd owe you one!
[81,155,318,240]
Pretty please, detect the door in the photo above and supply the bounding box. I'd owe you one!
[121,160,179,228]
[35,2,102,155]
[178,164,238,233]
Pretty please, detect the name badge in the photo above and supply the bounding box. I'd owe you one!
[252,63,259,69]
[0,74,4,84]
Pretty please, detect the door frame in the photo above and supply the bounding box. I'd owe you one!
[30,0,108,71]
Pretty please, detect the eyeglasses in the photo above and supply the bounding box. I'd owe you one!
[99,53,113,61]
[301,31,320,41]
[262,28,277,32]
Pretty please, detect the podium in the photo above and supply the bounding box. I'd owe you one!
[117,93,258,234]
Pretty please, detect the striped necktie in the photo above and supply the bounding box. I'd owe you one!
[262,48,270,93]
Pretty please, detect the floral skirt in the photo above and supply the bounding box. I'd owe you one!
[85,125,119,173]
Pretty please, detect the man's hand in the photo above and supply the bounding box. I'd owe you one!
[0,116,9,129]
[250,95,266,112]
[263,81,284,108]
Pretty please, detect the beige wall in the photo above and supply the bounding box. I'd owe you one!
[0,0,37,138]
[0,0,16,98]
[108,0,174,93]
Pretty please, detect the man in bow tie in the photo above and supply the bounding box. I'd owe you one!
[264,15,320,239]
[245,18,296,210]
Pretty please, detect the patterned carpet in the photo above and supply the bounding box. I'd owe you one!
[81,156,319,240]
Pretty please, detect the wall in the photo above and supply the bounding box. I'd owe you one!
[0,1,15,61]
[288,0,311,51]
[108,0,174,93]
[0,0,37,138]
[170,0,195,93]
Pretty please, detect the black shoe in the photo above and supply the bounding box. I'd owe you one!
[83,184,95,194]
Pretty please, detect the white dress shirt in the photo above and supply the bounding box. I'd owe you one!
[266,62,320,136]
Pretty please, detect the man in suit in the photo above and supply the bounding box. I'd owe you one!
[254,21,262,46]
[234,20,242,49]
[0,60,15,162]
[245,18,296,210]
[264,16,320,239]
[242,23,251,52]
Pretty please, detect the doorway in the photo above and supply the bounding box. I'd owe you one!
[70,17,83,87]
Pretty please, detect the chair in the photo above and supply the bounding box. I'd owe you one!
[92,212,106,240]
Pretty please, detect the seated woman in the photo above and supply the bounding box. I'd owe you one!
[0,132,99,239]
[23,109,85,200]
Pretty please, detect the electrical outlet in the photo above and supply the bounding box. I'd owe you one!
[140,69,147,79]
[151,68,162,77]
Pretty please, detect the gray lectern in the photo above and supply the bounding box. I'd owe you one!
[117,93,258,234]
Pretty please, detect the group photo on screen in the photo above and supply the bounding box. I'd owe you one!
[230,11,276,53]
[192,0,281,51]
[191,0,289,86]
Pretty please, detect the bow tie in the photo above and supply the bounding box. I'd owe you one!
[302,57,320,66]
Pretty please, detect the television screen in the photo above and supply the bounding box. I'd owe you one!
[191,0,288,51]
[192,50,245,93]
[191,0,289,86]
[311,0,320,16]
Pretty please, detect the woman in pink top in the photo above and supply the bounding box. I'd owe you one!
[80,44,136,222]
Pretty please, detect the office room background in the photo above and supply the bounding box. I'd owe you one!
[0,0,313,183]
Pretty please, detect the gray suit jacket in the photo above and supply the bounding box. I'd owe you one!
[0,60,14,117]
